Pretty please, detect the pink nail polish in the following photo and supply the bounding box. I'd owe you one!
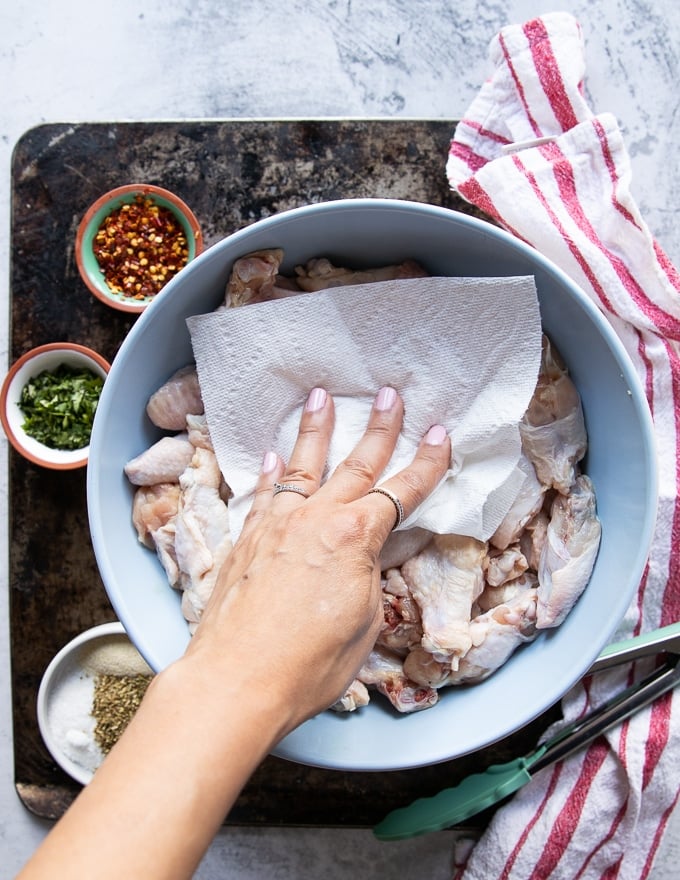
[375,386,397,412]
[424,424,448,446]
[305,387,327,412]
[262,451,278,473]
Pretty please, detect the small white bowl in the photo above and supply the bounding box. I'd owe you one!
[0,342,110,469]
[37,621,153,785]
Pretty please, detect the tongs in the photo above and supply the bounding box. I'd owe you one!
[373,621,680,841]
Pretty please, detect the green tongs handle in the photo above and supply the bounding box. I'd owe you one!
[373,746,549,841]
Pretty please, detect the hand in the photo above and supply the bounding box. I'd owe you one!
[185,385,451,736]
[18,385,450,880]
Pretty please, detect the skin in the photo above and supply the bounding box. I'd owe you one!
[18,386,450,880]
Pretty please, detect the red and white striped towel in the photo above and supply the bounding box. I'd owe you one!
[446,12,680,879]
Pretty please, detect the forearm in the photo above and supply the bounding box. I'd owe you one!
[19,653,289,880]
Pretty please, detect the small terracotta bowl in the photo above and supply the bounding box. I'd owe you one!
[75,183,203,314]
[0,342,110,470]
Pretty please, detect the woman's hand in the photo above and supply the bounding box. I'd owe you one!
[18,385,450,880]
[185,385,451,735]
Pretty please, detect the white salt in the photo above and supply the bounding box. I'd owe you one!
[47,669,103,774]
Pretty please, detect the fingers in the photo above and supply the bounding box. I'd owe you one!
[272,387,335,501]
[323,386,405,502]
[240,449,286,533]
[361,423,451,537]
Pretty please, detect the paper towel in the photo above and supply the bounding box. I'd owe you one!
[186,275,542,542]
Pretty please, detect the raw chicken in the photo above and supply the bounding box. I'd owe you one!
[131,484,181,586]
[490,452,545,550]
[186,413,213,450]
[537,475,601,628]
[131,483,180,548]
[173,447,233,628]
[358,646,439,713]
[401,534,487,667]
[376,578,423,654]
[520,336,587,494]
[152,520,181,588]
[382,566,412,598]
[476,571,538,614]
[293,257,428,292]
[146,365,204,430]
[484,544,529,587]
[379,527,433,571]
[331,679,370,712]
[124,434,196,486]
[403,647,451,688]
[224,248,297,306]
[446,589,538,685]
[519,508,550,571]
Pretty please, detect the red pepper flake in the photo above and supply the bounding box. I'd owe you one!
[92,195,190,299]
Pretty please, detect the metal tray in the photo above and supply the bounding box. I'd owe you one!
[9,120,559,824]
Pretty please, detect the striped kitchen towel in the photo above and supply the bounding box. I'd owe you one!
[447,11,680,880]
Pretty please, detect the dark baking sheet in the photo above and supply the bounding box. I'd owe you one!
[9,120,560,825]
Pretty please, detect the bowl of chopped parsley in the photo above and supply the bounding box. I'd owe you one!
[75,184,203,314]
[0,342,110,469]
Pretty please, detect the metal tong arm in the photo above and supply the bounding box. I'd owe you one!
[588,621,680,673]
[530,652,680,774]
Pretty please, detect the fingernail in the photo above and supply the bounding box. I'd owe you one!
[305,387,327,412]
[262,450,279,473]
[424,424,448,446]
[375,386,397,412]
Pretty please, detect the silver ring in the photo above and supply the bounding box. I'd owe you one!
[273,482,310,499]
[367,486,404,530]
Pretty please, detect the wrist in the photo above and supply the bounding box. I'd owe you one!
[155,643,296,759]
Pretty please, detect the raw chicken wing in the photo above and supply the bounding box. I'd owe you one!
[331,679,370,712]
[520,336,587,494]
[293,257,428,292]
[124,434,195,486]
[401,534,487,667]
[225,248,297,306]
[491,453,545,550]
[146,365,204,430]
[131,483,180,548]
[537,475,601,628]
[446,588,538,685]
[379,527,433,571]
[174,447,233,628]
[377,578,423,654]
[484,544,528,587]
[358,646,439,713]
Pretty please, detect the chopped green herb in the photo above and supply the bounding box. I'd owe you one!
[19,364,104,450]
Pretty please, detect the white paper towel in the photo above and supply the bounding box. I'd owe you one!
[186,275,542,542]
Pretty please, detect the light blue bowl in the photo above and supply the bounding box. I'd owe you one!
[87,199,657,770]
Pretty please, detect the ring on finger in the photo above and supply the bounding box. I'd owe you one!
[367,486,404,530]
[273,482,310,499]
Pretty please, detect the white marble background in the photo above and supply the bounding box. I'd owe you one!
[1,1,678,877]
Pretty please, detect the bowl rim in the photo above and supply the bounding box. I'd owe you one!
[36,621,127,785]
[0,342,111,469]
[75,183,204,315]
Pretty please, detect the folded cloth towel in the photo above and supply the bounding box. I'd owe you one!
[446,12,680,880]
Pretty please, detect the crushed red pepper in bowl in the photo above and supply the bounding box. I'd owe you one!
[93,195,190,298]
[76,184,203,314]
